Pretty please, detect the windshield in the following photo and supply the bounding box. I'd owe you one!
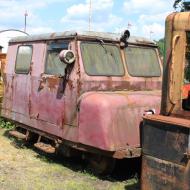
[81,42,124,76]
[125,47,161,77]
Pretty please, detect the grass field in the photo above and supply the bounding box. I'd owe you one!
[0,126,140,190]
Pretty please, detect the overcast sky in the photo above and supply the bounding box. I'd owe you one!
[0,0,175,51]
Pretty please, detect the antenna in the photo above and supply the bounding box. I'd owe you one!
[127,22,132,30]
[150,30,154,40]
[24,10,28,33]
[89,0,92,31]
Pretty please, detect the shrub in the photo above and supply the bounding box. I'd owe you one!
[0,118,15,129]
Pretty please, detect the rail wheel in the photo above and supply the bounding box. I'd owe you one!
[88,155,116,175]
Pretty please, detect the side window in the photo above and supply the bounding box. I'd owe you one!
[45,42,69,76]
[15,46,32,74]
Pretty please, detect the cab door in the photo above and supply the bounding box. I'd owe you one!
[12,45,32,118]
[30,41,78,137]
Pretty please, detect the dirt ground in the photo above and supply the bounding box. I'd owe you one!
[0,128,140,190]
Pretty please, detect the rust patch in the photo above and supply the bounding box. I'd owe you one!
[46,77,58,90]
[142,155,190,190]
[77,79,82,95]
[113,147,141,159]
[38,76,59,92]
[38,77,46,91]
[67,79,74,90]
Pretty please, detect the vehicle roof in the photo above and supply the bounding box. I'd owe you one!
[9,30,156,46]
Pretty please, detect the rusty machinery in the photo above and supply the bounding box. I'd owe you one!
[141,12,190,190]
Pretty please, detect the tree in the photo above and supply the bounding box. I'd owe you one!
[156,38,164,57]
[173,0,190,11]
[173,0,182,9]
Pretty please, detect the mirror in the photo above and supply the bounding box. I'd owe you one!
[59,50,75,64]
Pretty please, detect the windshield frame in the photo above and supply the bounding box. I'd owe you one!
[80,41,125,77]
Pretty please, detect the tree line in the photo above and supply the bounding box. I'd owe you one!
[156,1,190,56]
[174,0,190,11]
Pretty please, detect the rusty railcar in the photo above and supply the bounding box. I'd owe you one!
[142,12,190,189]
[2,31,162,173]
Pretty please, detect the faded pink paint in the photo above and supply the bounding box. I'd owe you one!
[78,91,161,151]
[1,33,162,158]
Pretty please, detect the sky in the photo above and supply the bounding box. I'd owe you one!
[0,0,175,52]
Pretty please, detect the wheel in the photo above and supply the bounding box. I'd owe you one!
[88,155,116,175]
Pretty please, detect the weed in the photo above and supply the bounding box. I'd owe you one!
[0,117,15,129]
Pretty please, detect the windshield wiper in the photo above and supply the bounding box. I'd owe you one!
[96,39,107,53]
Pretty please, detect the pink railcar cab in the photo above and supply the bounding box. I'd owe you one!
[2,31,162,170]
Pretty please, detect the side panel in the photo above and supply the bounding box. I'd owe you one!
[141,116,190,190]
[12,74,31,117]
[142,118,189,165]
[2,45,18,116]
[142,155,190,190]
[78,92,161,151]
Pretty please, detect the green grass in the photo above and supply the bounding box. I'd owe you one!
[0,117,15,129]
[0,125,139,190]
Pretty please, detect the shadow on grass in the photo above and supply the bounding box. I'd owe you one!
[3,129,140,188]
[3,129,27,148]
[125,182,140,190]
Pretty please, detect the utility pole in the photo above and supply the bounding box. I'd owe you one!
[24,10,28,33]
[89,0,92,31]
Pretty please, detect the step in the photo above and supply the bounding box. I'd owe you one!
[9,130,27,139]
[34,142,56,154]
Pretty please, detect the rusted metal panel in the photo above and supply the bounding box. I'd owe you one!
[144,115,190,128]
[113,147,141,159]
[141,115,190,190]
[141,155,190,190]
[142,115,189,165]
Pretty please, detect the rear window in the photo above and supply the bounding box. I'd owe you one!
[45,42,68,76]
[81,42,124,76]
[125,47,161,77]
[15,45,32,74]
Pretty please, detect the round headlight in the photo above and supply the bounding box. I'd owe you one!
[59,50,75,64]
